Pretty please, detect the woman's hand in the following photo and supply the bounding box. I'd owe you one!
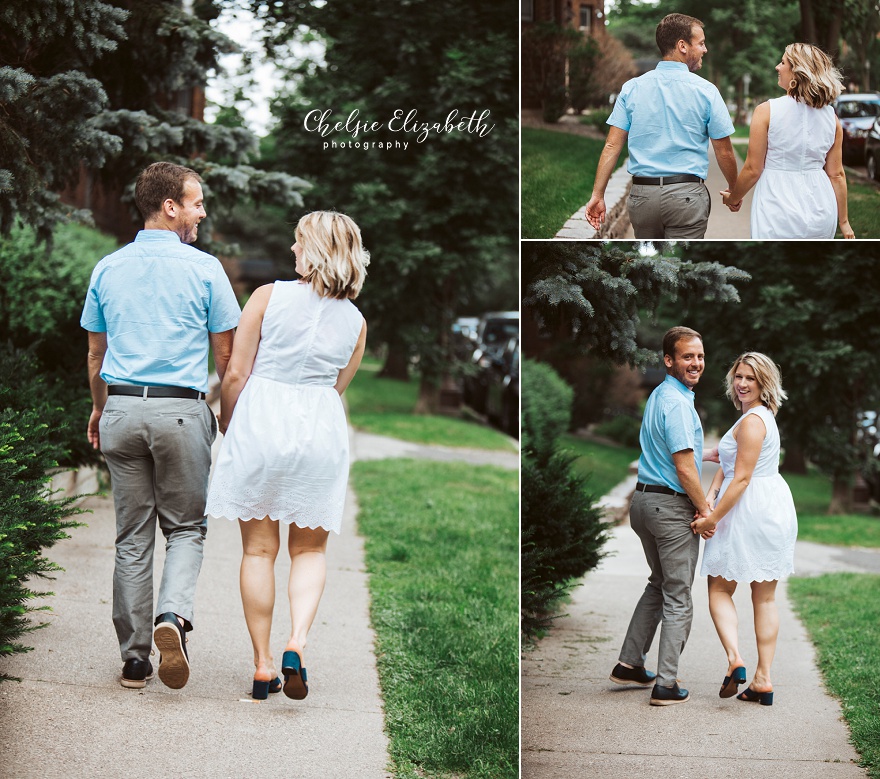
[720,190,743,212]
[840,220,855,239]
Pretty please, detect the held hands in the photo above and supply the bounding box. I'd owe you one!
[585,195,606,230]
[720,190,743,212]
[690,506,717,539]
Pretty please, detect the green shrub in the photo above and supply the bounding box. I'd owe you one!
[594,414,642,448]
[0,407,85,682]
[522,358,573,461]
[521,360,610,643]
[0,222,118,467]
[581,109,612,132]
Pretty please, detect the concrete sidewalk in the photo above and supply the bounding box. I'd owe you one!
[555,140,754,241]
[0,426,394,779]
[522,463,872,778]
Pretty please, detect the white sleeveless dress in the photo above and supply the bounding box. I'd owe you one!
[751,95,837,239]
[205,281,364,533]
[701,405,798,582]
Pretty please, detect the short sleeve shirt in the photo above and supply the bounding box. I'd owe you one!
[637,374,703,493]
[80,230,241,393]
[608,61,735,179]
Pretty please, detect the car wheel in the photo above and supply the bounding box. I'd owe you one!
[868,152,879,182]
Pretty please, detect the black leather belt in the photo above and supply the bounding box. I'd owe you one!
[631,174,703,185]
[108,385,206,400]
[636,482,688,498]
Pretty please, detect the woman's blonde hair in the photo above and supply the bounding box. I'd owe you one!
[725,352,788,416]
[784,43,843,108]
[295,211,370,299]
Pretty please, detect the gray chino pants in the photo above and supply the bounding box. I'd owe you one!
[618,490,701,687]
[627,181,711,239]
[99,395,216,662]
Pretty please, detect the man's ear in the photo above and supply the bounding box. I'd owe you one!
[162,198,177,218]
[663,354,673,369]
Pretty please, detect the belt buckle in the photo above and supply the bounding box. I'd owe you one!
[142,386,149,400]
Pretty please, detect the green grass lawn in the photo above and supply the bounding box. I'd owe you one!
[788,573,880,778]
[843,179,880,239]
[352,459,518,779]
[521,127,624,239]
[345,358,516,451]
[561,435,639,499]
[783,470,880,548]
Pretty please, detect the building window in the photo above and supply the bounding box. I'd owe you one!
[579,5,592,31]
[522,0,534,21]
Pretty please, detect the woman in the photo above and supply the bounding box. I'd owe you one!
[205,211,369,700]
[721,43,855,239]
[692,353,797,707]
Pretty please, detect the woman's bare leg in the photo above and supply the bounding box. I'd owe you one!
[285,525,330,659]
[708,575,746,674]
[749,579,779,692]
[239,518,280,681]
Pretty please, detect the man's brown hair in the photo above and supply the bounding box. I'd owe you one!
[663,326,702,360]
[134,162,202,221]
[655,13,703,56]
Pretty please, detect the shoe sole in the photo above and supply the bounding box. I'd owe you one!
[120,677,147,689]
[609,674,653,687]
[153,624,190,689]
[650,694,689,706]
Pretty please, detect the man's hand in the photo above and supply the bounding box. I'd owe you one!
[87,408,102,450]
[585,195,606,230]
[703,446,720,464]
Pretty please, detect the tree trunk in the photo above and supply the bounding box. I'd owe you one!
[828,474,853,514]
[379,343,409,381]
[823,4,844,59]
[780,443,807,474]
[415,375,439,415]
[799,0,816,43]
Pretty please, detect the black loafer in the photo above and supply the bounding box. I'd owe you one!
[609,663,657,686]
[121,658,154,689]
[650,682,689,706]
[153,612,190,690]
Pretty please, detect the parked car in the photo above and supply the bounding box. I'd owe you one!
[485,336,519,438]
[833,93,880,164]
[865,115,880,181]
[462,311,518,415]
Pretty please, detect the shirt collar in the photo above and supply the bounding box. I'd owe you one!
[135,229,183,243]
[655,61,689,73]
[664,373,695,398]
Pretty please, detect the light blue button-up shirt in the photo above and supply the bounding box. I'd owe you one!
[608,61,734,179]
[637,374,703,494]
[81,230,241,393]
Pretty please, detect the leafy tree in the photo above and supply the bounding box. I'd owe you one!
[523,241,749,368]
[233,0,518,409]
[0,0,308,245]
[680,241,880,513]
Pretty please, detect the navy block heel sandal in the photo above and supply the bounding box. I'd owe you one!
[719,666,747,698]
[281,650,309,700]
[737,686,774,706]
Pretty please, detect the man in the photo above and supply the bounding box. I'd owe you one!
[608,327,717,706]
[585,14,739,239]
[81,162,241,690]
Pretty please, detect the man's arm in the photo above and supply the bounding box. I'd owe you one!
[585,126,629,230]
[210,329,235,383]
[710,135,739,192]
[671,448,710,518]
[87,331,108,450]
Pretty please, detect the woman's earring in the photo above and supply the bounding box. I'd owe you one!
[789,79,797,90]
